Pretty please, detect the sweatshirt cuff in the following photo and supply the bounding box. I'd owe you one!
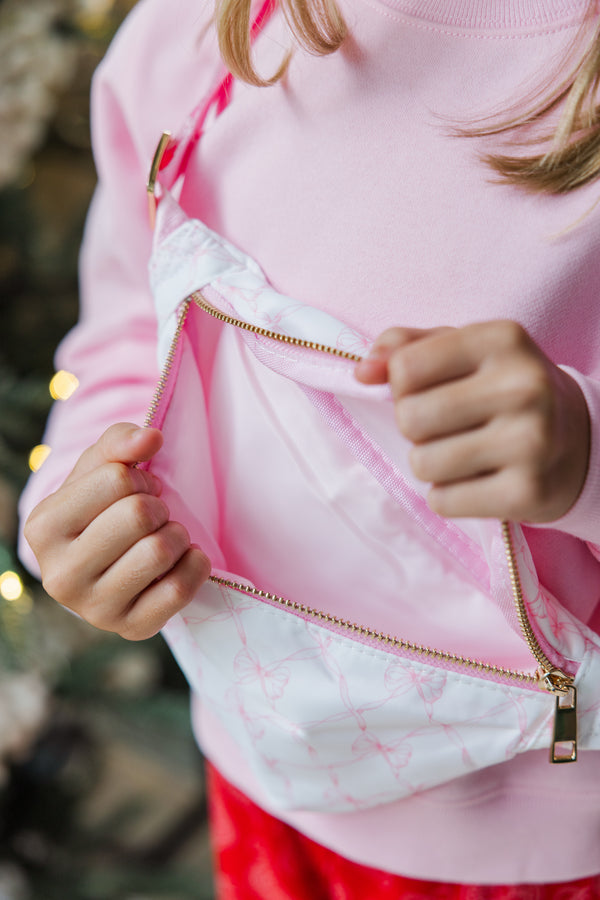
[530,366,600,545]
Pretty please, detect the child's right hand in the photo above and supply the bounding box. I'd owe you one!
[24,423,211,640]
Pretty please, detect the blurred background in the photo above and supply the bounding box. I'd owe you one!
[0,2,214,897]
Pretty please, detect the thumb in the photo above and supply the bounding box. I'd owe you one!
[65,423,163,485]
[355,327,435,384]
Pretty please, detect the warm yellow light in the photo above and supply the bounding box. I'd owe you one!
[29,444,52,472]
[49,370,79,401]
[74,0,115,34]
[0,571,23,601]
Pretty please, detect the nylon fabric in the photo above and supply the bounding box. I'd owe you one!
[147,193,600,814]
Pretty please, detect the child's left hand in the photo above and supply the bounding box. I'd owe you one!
[354,320,590,523]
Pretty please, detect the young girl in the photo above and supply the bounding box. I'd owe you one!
[19,0,600,894]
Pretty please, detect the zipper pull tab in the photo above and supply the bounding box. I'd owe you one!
[545,673,578,764]
[538,668,578,763]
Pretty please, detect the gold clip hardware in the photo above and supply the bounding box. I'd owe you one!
[147,131,172,229]
[550,684,577,764]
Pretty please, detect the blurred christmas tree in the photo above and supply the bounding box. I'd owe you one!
[0,3,214,897]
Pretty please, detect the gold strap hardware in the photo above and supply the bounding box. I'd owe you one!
[147,131,172,229]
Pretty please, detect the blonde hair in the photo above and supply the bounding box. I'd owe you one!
[470,5,600,194]
[215,0,346,86]
[215,0,600,194]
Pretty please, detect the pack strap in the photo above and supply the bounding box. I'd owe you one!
[147,0,277,226]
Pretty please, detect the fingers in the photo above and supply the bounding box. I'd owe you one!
[65,423,163,485]
[427,468,547,522]
[96,520,193,602]
[354,327,444,384]
[28,462,163,550]
[395,374,489,442]
[355,326,455,385]
[393,360,552,444]
[41,507,211,639]
[114,547,211,641]
[70,491,171,576]
[409,414,545,485]
[91,535,211,640]
[387,327,474,396]
[24,420,213,642]
[355,321,529,394]
[353,319,590,522]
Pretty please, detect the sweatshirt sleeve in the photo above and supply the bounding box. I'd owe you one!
[531,366,600,562]
[18,0,220,576]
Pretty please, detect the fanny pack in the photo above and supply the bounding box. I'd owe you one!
[140,14,600,814]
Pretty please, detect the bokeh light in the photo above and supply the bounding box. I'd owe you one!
[29,444,52,472]
[49,370,79,401]
[0,571,24,601]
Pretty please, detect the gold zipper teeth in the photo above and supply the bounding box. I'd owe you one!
[208,574,541,686]
[501,521,555,674]
[145,290,571,696]
[190,291,363,362]
[144,299,191,428]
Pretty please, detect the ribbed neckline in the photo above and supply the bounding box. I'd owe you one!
[371,0,591,29]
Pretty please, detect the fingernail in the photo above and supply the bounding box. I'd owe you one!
[366,342,389,359]
[356,348,385,370]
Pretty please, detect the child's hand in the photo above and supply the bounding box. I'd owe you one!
[355,321,590,523]
[24,423,210,640]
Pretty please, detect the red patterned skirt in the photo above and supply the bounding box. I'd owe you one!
[207,762,600,900]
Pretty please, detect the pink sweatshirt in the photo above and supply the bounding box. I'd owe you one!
[19,0,600,884]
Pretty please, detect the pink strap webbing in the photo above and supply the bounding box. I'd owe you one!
[155,0,277,194]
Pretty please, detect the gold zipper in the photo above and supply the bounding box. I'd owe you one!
[208,573,541,685]
[190,291,363,361]
[146,288,577,763]
[501,521,572,691]
[144,299,190,428]
[501,519,577,762]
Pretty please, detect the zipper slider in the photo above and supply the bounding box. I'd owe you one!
[502,523,579,766]
[539,668,577,764]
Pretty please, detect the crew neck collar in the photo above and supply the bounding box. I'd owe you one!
[370,0,591,29]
